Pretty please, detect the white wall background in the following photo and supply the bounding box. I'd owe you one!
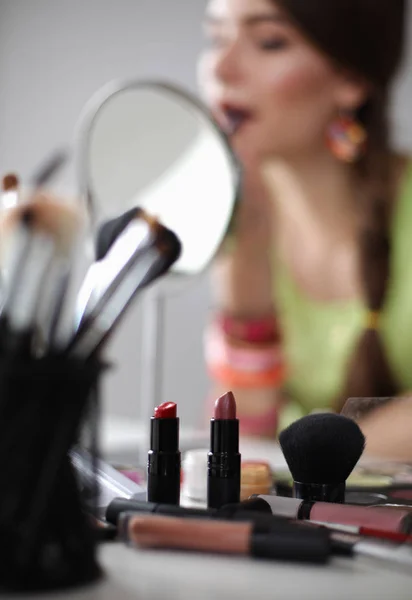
[0,0,412,431]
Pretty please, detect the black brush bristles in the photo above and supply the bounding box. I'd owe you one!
[96,207,142,260]
[279,413,366,503]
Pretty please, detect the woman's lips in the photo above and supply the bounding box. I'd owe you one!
[213,104,254,136]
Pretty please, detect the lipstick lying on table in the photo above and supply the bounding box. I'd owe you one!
[240,495,412,534]
[207,391,241,509]
[118,512,332,564]
[106,496,412,544]
[147,402,181,506]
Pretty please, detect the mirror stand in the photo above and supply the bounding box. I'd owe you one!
[138,285,167,452]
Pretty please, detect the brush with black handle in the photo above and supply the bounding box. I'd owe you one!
[69,211,181,360]
[279,413,366,503]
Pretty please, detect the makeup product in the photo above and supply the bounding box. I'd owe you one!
[1,174,20,210]
[116,510,412,571]
[105,495,412,547]
[273,467,412,502]
[95,207,143,260]
[75,211,153,328]
[279,413,365,503]
[29,148,68,189]
[118,512,332,564]
[0,153,73,353]
[0,200,80,357]
[240,495,412,534]
[207,391,241,509]
[69,216,181,359]
[29,198,82,353]
[106,496,412,569]
[105,496,273,526]
[312,521,412,544]
[147,402,181,505]
[241,461,273,501]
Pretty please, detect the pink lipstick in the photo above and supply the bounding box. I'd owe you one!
[207,391,241,509]
[241,495,412,535]
[147,402,181,505]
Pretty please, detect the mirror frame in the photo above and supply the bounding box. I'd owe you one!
[75,79,241,280]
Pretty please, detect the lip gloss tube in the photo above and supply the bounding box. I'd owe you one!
[241,495,412,534]
[147,402,181,505]
[207,391,241,509]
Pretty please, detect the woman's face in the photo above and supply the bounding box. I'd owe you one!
[198,0,362,164]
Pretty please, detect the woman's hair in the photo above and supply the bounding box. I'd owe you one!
[276,0,407,408]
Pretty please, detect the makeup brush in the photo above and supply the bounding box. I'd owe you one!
[29,148,68,189]
[29,196,83,352]
[75,210,153,329]
[1,174,20,210]
[69,216,181,359]
[279,413,366,503]
[0,148,67,215]
[95,207,143,260]
[0,196,82,355]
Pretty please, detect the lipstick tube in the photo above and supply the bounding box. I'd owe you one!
[147,402,180,505]
[119,512,332,564]
[243,495,412,534]
[207,392,241,509]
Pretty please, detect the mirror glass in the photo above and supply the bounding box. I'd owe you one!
[77,81,240,275]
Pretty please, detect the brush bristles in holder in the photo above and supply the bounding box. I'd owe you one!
[0,354,104,593]
[293,481,346,504]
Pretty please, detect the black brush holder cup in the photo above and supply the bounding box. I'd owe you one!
[0,354,105,593]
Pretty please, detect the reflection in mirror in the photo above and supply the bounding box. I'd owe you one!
[77,81,240,276]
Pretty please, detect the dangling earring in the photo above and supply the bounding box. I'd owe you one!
[326,111,367,163]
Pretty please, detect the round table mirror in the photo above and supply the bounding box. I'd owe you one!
[76,80,240,277]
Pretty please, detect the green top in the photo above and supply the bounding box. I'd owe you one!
[275,163,412,430]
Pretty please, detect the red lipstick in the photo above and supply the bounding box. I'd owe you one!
[147,402,181,505]
[153,402,177,419]
[207,391,241,509]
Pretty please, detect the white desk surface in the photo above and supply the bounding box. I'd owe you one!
[14,543,412,600]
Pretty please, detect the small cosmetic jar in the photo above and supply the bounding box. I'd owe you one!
[241,461,273,500]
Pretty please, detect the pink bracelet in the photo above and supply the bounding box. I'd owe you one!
[217,313,280,344]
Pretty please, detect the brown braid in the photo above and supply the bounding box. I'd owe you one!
[274,0,406,409]
[338,92,400,409]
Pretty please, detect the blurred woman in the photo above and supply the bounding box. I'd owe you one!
[199,0,412,458]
